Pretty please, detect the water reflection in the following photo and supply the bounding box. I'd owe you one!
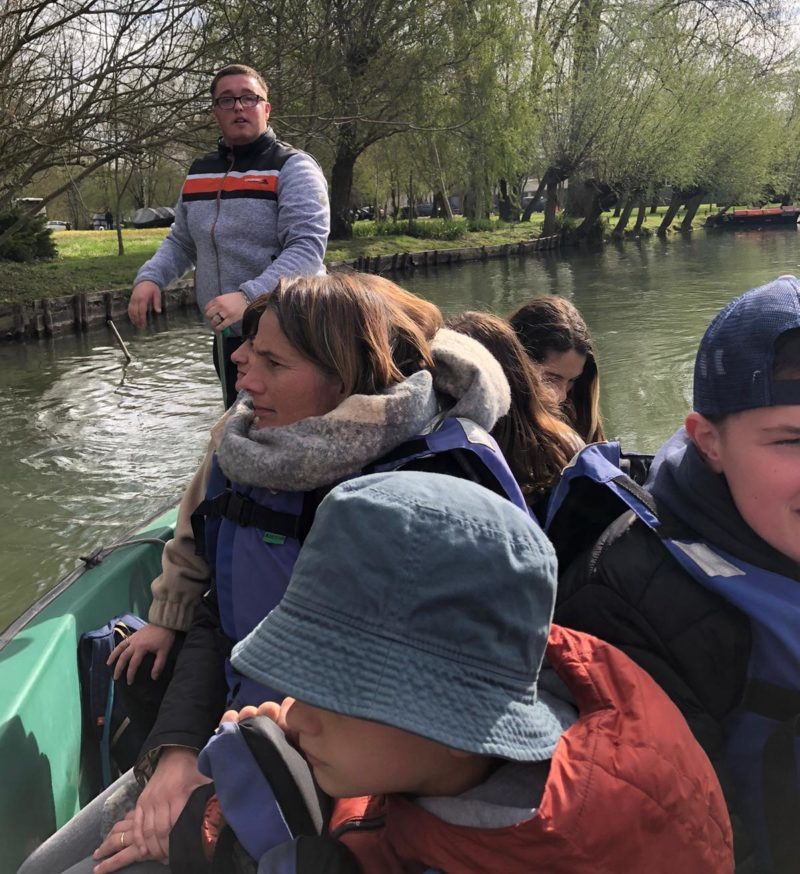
[409,227,800,449]
[1,227,799,627]
[0,314,220,630]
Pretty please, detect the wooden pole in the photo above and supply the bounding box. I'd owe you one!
[107,319,132,363]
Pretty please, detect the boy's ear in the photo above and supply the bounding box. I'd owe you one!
[685,412,724,473]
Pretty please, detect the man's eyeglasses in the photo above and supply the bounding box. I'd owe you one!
[213,94,266,111]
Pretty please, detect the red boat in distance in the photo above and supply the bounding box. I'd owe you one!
[706,206,800,228]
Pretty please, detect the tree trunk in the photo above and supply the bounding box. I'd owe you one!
[522,175,548,221]
[632,196,647,234]
[464,158,489,220]
[115,208,125,255]
[680,192,704,232]
[657,190,684,236]
[329,124,359,240]
[573,194,605,242]
[542,179,560,236]
[650,194,659,214]
[572,180,616,242]
[433,190,453,219]
[612,194,636,238]
[498,178,520,222]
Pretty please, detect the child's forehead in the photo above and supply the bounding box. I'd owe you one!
[723,404,800,433]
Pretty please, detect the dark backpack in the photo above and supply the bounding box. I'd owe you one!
[77,613,148,792]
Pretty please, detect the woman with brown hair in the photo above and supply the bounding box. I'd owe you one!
[23,272,519,874]
[447,311,582,514]
[508,296,605,443]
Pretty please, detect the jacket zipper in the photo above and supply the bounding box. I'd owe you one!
[210,152,234,298]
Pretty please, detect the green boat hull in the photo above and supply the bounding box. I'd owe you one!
[0,507,176,871]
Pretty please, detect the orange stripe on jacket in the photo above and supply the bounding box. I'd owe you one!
[182,174,279,196]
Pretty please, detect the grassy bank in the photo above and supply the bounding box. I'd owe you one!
[0,208,713,305]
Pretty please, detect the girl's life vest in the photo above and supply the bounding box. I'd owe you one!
[190,416,529,708]
[546,441,800,874]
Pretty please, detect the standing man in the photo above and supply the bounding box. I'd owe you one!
[128,64,329,406]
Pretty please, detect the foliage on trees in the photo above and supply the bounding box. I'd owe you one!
[3,0,800,248]
[0,0,215,248]
[0,208,55,262]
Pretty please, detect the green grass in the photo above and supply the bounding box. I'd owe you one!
[2,205,739,304]
[0,219,547,304]
[0,229,171,303]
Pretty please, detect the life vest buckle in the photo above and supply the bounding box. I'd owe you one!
[224,490,253,527]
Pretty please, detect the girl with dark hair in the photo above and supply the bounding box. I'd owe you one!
[508,296,605,443]
[447,311,582,512]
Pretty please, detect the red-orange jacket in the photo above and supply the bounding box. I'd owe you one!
[331,625,734,874]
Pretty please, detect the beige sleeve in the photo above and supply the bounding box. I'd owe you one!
[147,439,215,631]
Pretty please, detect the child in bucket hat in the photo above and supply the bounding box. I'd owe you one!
[555,275,800,873]
[193,471,731,874]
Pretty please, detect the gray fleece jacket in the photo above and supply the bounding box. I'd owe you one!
[134,129,329,329]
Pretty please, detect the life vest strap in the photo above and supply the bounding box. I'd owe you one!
[743,678,800,722]
[192,490,303,557]
[762,712,800,872]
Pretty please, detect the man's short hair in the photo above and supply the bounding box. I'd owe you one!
[210,64,269,99]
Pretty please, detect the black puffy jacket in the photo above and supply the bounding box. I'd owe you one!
[555,504,760,871]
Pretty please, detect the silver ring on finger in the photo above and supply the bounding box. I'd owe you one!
[214,312,224,324]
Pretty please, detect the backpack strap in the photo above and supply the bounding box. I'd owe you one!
[545,442,658,571]
[194,716,329,863]
[252,834,362,873]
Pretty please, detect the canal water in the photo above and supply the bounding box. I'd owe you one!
[1,227,799,629]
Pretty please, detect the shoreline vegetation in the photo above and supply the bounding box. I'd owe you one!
[0,205,719,306]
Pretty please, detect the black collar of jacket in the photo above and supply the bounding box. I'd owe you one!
[217,128,276,161]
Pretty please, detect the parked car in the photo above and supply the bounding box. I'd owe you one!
[130,206,176,229]
[399,202,434,219]
[522,195,546,213]
[45,220,70,231]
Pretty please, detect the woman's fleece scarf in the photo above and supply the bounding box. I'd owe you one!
[215,328,511,492]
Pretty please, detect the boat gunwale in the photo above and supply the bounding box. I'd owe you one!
[0,500,176,652]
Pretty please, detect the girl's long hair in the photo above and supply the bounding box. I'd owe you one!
[447,311,582,498]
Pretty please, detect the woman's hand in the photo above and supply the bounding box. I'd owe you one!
[92,812,160,873]
[204,291,248,333]
[108,624,176,684]
[132,747,211,862]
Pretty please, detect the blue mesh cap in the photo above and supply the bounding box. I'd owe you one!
[232,471,576,762]
[693,275,800,416]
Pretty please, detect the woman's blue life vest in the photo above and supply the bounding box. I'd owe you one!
[545,441,800,874]
[190,416,529,711]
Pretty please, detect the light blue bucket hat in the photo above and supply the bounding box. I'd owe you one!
[231,471,571,761]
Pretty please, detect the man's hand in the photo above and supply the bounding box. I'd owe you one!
[92,812,161,873]
[204,291,249,333]
[129,281,162,328]
[132,747,211,862]
[108,624,176,684]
